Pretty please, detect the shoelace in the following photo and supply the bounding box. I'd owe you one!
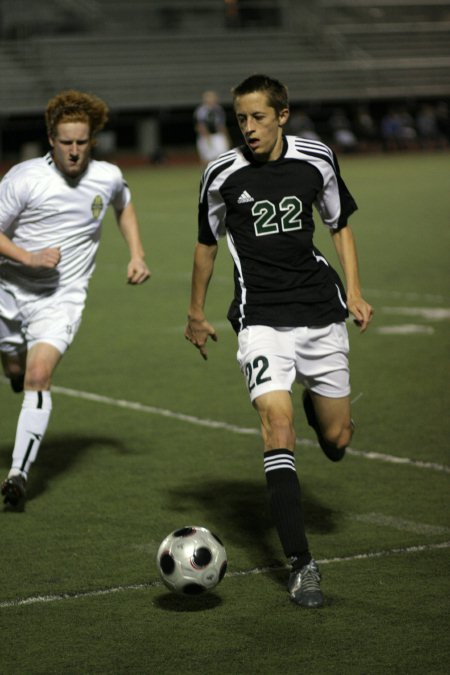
[291,563,321,594]
[300,565,321,592]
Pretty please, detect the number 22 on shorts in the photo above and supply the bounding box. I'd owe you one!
[245,355,272,392]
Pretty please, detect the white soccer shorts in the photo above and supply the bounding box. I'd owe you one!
[197,133,229,163]
[0,281,87,356]
[236,323,350,402]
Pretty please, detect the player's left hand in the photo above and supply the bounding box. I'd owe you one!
[127,258,151,285]
[347,295,374,332]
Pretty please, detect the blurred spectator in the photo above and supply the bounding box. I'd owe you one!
[329,108,358,152]
[380,110,399,150]
[435,102,450,146]
[381,107,417,151]
[415,104,442,149]
[194,90,230,166]
[224,0,240,28]
[233,0,282,27]
[287,110,321,141]
[354,105,378,150]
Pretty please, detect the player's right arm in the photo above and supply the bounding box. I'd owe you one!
[185,242,218,360]
[0,232,60,268]
[0,171,60,269]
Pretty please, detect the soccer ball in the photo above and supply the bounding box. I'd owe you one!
[156,526,227,595]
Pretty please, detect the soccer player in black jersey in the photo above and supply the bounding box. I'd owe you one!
[185,74,373,608]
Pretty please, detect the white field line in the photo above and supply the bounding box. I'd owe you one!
[365,289,446,303]
[52,384,262,436]
[1,540,449,609]
[345,447,450,474]
[376,325,435,335]
[50,384,450,475]
[381,306,450,320]
[350,512,450,536]
[2,379,448,475]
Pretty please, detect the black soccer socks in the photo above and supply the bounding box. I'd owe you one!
[264,449,311,568]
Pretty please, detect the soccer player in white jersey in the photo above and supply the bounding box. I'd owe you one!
[0,90,150,509]
[185,75,373,608]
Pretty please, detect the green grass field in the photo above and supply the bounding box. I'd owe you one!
[1,152,449,674]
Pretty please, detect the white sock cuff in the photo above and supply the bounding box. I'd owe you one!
[23,390,52,411]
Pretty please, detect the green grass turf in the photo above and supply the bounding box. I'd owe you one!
[1,153,449,674]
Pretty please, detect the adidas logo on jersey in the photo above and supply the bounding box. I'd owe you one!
[237,190,254,204]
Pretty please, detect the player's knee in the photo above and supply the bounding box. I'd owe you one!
[24,362,52,390]
[262,411,296,449]
[322,420,353,450]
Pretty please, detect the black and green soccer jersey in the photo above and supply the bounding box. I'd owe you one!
[197,135,358,333]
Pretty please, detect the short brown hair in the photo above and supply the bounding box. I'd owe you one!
[232,74,289,114]
[45,90,109,139]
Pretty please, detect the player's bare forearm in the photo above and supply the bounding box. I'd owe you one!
[185,242,218,359]
[116,203,151,284]
[0,232,60,268]
[187,243,218,318]
[331,225,374,332]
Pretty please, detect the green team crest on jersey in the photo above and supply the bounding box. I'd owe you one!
[91,195,104,219]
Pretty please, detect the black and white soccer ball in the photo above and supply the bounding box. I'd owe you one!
[157,526,227,595]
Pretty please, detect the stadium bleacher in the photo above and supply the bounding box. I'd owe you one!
[0,0,449,113]
[0,0,448,158]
